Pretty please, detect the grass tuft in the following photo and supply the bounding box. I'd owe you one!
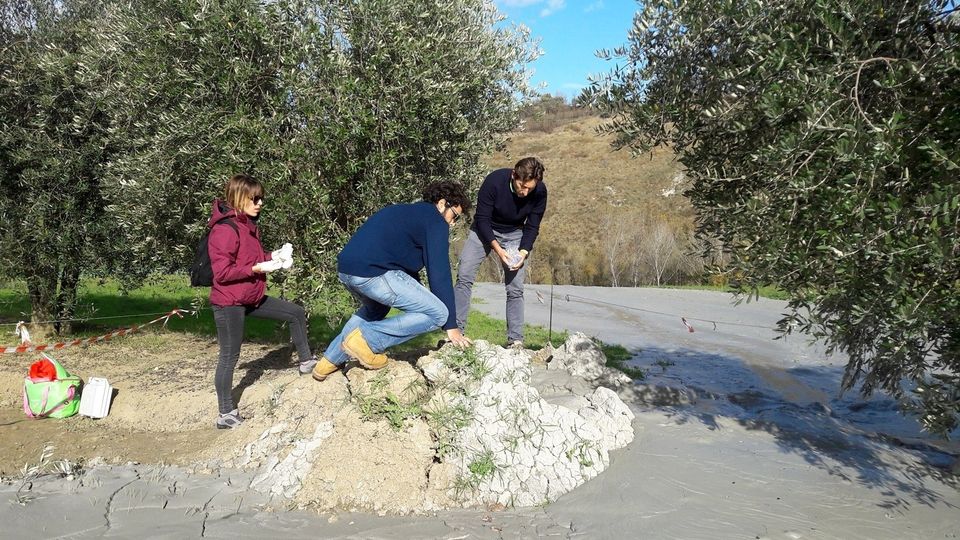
[593,339,645,380]
[454,448,498,498]
[439,346,492,383]
[426,400,474,459]
[352,371,426,431]
[16,444,82,506]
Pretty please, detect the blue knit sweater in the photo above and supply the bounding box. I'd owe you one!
[471,168,548,252]
[338,201,456,330]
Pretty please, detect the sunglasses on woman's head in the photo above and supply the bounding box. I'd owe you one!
[251,196,264,205]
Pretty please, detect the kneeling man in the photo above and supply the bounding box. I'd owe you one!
[313,181,473,381]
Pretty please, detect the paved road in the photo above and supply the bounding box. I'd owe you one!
[472,282,835,407]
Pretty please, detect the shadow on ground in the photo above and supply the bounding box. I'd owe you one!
[620,344,960,510]
[232,347,295,405]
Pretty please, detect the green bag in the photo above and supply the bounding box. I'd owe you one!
[23,353,82,419]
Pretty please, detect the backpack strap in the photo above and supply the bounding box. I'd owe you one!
[211,215,238,233]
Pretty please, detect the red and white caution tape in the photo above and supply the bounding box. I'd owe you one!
[1,308,192,354]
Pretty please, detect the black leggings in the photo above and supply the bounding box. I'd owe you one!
[212,296,311,413]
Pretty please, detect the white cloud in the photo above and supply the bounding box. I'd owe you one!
[539,0,566,17]
[584,1,604,13]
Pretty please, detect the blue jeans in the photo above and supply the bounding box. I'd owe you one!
[323,270,448,366]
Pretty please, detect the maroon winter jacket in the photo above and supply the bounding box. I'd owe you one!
[207,199,272,307]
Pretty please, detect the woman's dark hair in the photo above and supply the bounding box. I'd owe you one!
[512,157,545,182]
[422,180,472,212]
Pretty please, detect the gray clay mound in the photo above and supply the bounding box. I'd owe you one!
[199,333,636,514]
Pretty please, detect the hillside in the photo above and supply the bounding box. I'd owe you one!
[472,116,696,286]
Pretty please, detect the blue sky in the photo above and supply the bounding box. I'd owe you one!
[494,0,640,100]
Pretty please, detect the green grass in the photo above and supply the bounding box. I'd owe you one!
[0,276,554,349]
[467,450,497,480]
[426,401,473,458]
[565,440,597,468]
[436,346,492,383]
[350,369,430,430]
[0,275,557,350]
[0,276,637,378]
[0,275,341,345]
[594,339,645,380]
[454,449,499,497]
[355,391,425,431]
[399,307,568,353]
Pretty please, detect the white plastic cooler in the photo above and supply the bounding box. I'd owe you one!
[79,377,113,418]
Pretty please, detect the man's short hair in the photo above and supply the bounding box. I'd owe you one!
[513,157,545,182]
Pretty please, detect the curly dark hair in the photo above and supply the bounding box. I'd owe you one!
[421,180,472,212]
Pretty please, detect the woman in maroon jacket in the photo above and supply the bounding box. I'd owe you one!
[208,174,316,429]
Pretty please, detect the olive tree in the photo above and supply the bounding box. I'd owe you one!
[0,0,538,325]
[88,0,309,281]
[0,0,113,331]
[584,0,960,435]
[94,0,538,305]
[269,0,539,304]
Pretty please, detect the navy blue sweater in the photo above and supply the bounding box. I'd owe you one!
[338,201,457,330]
[471,168,548,252]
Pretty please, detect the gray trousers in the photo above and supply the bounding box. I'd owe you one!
[212,296,311,414]
[454,228,525,342]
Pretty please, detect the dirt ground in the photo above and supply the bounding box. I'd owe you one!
[0,331,318,478]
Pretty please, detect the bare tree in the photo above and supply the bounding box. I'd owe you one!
[601,214,633,287]
[643,222,680,286]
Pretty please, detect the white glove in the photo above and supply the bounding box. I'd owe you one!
[270,243,294,270]
[258,258,284,273]
[271,242,292,261]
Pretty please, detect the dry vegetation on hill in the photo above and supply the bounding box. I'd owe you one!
[466,114,702,286]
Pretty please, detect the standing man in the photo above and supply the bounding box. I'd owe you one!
[454,157,547,347]
[312,180,473,382]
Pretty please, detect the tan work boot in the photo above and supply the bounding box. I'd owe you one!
[342,328,388,370]
[311,357,340,381]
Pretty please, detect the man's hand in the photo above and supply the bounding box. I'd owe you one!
[508,249,528,271]
[446,328,473,348]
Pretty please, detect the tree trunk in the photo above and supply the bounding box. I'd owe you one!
[26,268,58,341]
[56,264,81,334]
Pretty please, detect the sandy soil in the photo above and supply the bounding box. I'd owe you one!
[0,330,467,515]
[0,332,303,476]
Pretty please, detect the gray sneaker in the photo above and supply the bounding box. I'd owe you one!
[507,340,525,350]
[299,355,319,376]
[216,409,243,429]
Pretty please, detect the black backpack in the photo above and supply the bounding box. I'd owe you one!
[190,216,238,287]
